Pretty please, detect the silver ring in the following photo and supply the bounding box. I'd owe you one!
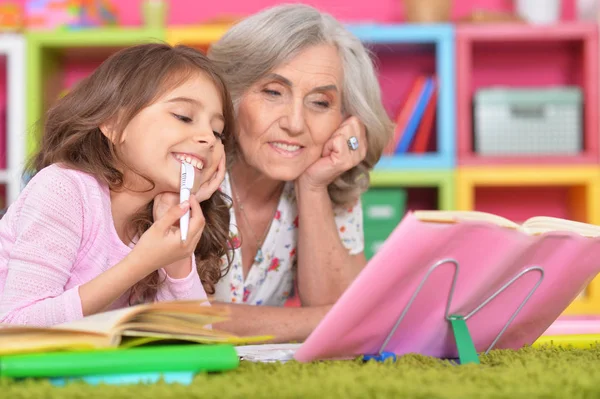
[347,136,359,151]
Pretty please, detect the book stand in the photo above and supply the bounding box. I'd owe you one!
[363,258,545,365]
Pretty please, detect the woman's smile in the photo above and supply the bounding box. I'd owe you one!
[268,141,305,157]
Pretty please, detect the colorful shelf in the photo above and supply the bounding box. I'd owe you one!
[349,24,455,170]
[370,169,455,211]
[25,28,165,156]
[456,165,600,224]
[565,281,600,315]
[456,22,598,166]
[167,25,231,47]
[0,34,26,205]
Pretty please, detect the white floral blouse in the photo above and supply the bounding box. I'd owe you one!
[213,172,364,306]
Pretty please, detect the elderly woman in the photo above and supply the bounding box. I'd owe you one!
[208,4,394,342]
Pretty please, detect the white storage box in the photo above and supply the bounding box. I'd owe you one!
[474,87,583,156]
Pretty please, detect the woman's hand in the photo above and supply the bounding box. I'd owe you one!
[195,154,226,202]
[299,116,368,191]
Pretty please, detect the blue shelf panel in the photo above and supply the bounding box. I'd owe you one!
[374,152,453,170]
[347,23,453,44]
[347,23,456,170]
[435,31,456,169]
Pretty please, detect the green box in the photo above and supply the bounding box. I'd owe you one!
[361,188,407,259]
[364,228,394,260]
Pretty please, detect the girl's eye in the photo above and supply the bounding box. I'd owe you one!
[213,131,225,141]
[173,113,192,123]
[263,89,281,97]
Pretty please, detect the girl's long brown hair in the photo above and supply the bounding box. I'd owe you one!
[27,43,235,302]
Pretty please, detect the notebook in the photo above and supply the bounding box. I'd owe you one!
[235,343,301,363]
[294,210,600,362]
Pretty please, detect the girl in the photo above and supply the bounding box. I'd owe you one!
[0,43,234,327]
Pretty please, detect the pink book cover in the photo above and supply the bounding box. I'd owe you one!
[294,211,600,362]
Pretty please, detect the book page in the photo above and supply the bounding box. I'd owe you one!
[53,300,217,337]
[413,210,521,229]
[54,306,139,336]
[130,313,229,328]
[118,313,229,336]
[0,330,112,355]
[523,216,600,237]
[119,322,234,337]
[121,330,274,345]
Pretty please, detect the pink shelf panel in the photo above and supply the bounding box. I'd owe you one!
[456,22,598,165]
[474,185,581,224]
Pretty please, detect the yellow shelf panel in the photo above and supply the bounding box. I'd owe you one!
[457,165,600,185]
[166,25,230,46]
[456,166,600,225]
[563,283,600,315]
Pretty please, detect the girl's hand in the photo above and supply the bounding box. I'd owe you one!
[132,155,225,275]
[153,154,225,222]
[152,191,180,225]
[129,197,205,275]
[299,116,368,192]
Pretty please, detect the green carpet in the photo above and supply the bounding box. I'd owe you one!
[2,344,600,398]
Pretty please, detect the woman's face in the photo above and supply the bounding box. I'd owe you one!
[236,44,344,181]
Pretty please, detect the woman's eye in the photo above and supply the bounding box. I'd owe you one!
[313,101,330,109]
[214,131,225,141]
[173,113,193,123]
[263,89,281,97]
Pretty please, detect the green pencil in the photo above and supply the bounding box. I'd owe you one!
[0,344,239,378]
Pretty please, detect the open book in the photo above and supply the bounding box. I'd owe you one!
[294,210,600,362]
[414,210,600,238]
[0,300,272,356]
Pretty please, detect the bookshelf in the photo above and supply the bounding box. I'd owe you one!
[363,170,455,259]
[456,23,598,166]
[0,34,25,206]
[456,166,600,225]
[371,170,455,211]
[167,25,230,49]
[348,24,455,170]
[25,28,165,156]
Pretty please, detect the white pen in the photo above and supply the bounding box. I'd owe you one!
[180,161,195,242]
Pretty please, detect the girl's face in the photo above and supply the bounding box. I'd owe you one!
[236,44,344,181]
[112,72,226,194]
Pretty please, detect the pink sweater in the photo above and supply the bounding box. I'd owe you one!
[0,164,207,326]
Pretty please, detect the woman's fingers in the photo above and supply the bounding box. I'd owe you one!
[195,155,226,203]
[341,116,368,161]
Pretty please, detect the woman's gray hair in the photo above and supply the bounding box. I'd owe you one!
[208,3,394,206]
